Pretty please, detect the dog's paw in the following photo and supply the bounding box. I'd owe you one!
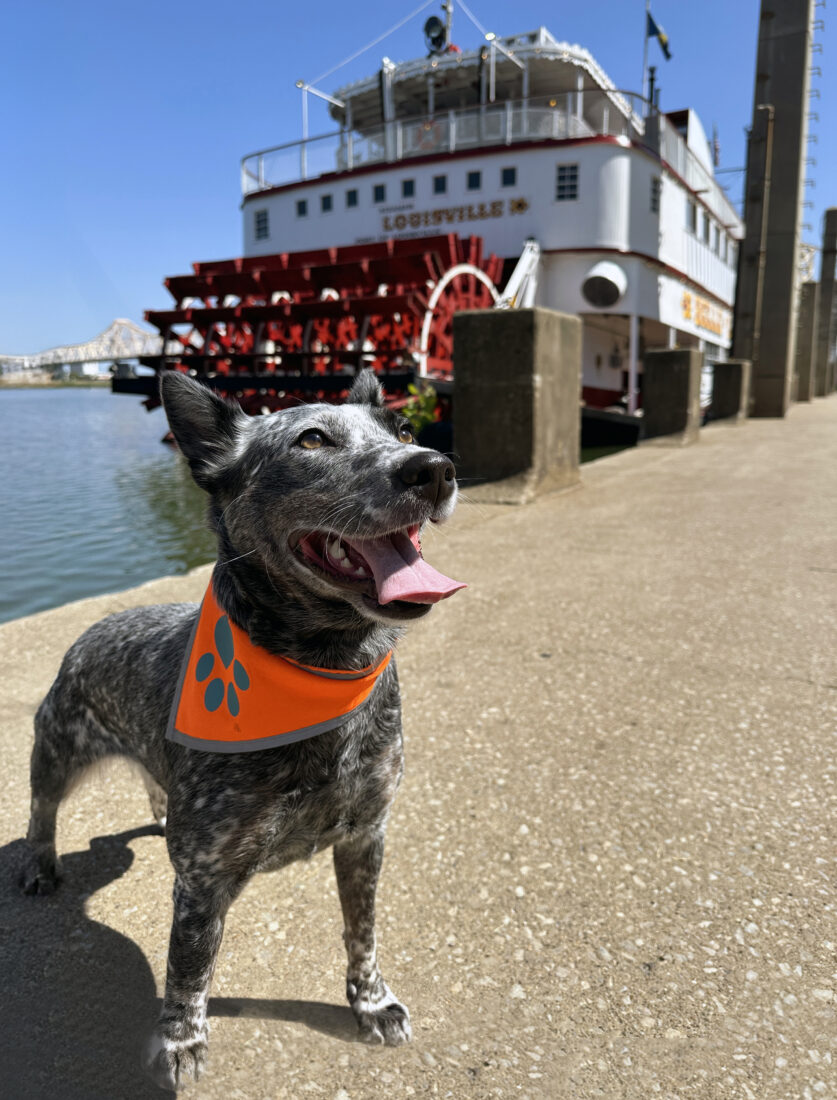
[348,981,412,1046]
[19,854,61,896]
[142,1026,208,1091]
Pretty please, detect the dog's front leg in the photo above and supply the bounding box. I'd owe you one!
[144,873,239,1090]
[333,827,412,1045]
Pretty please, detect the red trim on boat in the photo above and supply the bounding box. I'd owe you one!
[582,385,625,408]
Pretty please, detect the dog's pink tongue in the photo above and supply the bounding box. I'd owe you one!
[346,531,466,605]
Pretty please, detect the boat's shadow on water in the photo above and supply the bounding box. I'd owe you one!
[0,827,357,1099]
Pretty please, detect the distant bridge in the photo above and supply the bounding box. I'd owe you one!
[0,319,162,374]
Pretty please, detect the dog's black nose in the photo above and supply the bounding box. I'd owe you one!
[397,451,455,508]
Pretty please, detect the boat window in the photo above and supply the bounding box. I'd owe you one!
[402,179,415,199]
[433,174,447,195]
[650,177,661,214]
[555,164,579,202]
[501,167,517,188]
[254,209,269,240]
[686,199,697,233]
[728,240,738,269]
[346,189,358,208]
[373,183,386,203]
[702,212,711,244]
[713,223,721,254]
[296,199,308,218]
[321,194,333,213]
[467,170,481,192]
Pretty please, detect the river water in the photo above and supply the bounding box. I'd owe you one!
[0,387,216,624]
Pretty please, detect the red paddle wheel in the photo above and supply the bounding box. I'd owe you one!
[129,234,502,414]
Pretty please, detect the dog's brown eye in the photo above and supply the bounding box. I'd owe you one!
[397,424,414,444]
[299,430,326,450]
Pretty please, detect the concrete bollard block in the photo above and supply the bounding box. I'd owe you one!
[642,348,703,444]
[795,282,818,402]
[452,307,581,503]
[711,359,752,421]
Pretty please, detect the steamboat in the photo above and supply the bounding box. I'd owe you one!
[119,5,743,433]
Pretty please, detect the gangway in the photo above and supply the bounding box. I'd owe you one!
[494,239,541,310]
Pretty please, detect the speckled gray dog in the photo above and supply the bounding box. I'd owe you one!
[21,370,462,1091]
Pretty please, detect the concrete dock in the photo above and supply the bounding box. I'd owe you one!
[1,401,836,1099]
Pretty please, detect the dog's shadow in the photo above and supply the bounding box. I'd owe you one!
[0,827,358,1099]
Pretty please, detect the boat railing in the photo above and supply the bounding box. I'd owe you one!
[241,91,648,196]
[656,115,741,229]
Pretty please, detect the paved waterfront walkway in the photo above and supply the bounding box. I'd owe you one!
[2,401,837,1099]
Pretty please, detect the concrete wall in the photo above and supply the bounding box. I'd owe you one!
[452,307,581,502]
[642,348,703,443]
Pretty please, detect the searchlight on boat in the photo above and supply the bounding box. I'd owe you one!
[582,261,628,309]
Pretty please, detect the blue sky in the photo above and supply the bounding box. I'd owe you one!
[1,0,831,353]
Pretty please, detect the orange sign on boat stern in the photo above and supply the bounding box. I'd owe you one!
[166,580,392,753]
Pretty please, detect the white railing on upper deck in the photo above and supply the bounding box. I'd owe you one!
[657,116,741,230]
[240,93,741,234]
[241,91,647,196]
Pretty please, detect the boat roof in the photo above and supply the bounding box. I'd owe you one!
[329,26,641,134]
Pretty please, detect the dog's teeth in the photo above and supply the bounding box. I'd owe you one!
[328,538,347,559]
[355,566,367,577]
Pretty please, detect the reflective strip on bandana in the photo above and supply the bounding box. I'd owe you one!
[166,579,392,753]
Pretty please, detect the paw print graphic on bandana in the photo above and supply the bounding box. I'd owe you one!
[195,615,250,717]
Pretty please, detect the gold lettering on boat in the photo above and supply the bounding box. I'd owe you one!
[681,291,724,337]
[381,199,519,234]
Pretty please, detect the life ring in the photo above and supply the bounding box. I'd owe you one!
[414,120,442,152]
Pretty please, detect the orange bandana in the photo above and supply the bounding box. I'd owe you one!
[166,579,392,753]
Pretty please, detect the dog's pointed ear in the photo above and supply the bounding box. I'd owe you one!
[161,371,248,490]
[347,369,384,407]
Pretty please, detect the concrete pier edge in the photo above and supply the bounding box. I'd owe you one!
[2,400,837,1098]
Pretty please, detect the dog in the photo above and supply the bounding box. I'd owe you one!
[21,369,464,1090]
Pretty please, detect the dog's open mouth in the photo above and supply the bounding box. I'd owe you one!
[292,525,466,610]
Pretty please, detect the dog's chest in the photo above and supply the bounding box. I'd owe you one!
[256,765,396,870]
[170,720,403,877]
